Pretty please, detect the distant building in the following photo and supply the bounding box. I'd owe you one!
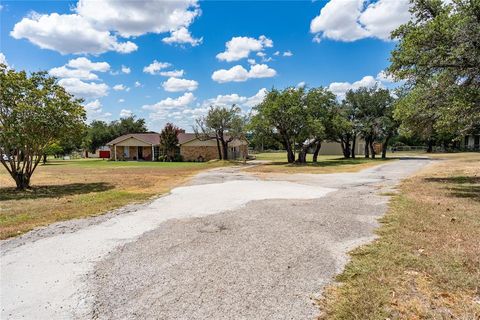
[462,134,480,150]
[84,146,111,159]
[106,132,248,161]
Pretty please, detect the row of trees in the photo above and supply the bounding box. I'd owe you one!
[2,0,477,189]
[250,85,396,163]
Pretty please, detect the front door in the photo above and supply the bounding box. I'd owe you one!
[138,146,143,160]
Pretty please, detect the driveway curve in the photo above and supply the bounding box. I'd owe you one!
[0,158,430,319]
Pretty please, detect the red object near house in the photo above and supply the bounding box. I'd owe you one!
[99,151,110,159]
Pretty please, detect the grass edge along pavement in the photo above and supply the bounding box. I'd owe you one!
[0,159,229,239]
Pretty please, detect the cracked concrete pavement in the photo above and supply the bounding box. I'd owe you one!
[0,158,430,319]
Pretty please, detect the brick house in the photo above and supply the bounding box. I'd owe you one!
[177,133,248,161]
[107,132,248,161]
[107,133,159,161]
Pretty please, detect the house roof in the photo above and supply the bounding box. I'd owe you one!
[107,133,160,145]
[177,133,199,144]
[107,132,247,146]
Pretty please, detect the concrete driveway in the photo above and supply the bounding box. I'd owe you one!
[0,158,430,319]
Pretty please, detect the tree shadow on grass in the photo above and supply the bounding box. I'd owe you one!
[0,182,114,201]
[424,176,480,201]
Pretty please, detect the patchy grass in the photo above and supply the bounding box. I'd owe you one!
[248,152,393,174]
[0,159,224,239]
[318,152,480,319]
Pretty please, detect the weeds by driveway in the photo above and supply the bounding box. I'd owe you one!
[318,153,480,319]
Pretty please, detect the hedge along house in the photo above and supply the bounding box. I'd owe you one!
[107,133,159,161]
[107,132,249,161]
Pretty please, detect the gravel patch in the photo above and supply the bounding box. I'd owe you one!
[89,159,430,319]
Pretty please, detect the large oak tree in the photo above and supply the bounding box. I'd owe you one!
[389,0,480,139]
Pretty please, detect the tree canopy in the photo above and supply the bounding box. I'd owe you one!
[0,65,86,189]
[195,105,246,160]
[389,0,480,139]
[252,87,341,163]
[83,116,147,153]
[159,123,181,161]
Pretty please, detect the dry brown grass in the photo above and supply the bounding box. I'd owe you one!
[318,152,480,319]
[0,159,223,239]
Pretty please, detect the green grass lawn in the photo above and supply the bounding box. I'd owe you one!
[248,151,393,174]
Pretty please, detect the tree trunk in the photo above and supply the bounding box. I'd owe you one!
[297,150,306,163]
[313,142,322,163]
[381,136,391,159]
[364,137,370,158]
[344,139,351,158]
[297,144,309,164]
[221,140,229,160]
[42,154,47,164]
[283,136,295,163]
[14,172,31,190]
[351,134,356,159]
[215,138,222,160]
[427,139,433,153]
[340,140,351,158]
[369,140,376,159]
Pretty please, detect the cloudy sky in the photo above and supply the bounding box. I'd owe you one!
[0,0,408,131]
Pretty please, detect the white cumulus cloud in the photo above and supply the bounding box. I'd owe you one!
[113,84,127,91]
[76,0,200,38]
[121,65,131,74]
[201,88,267,113]
[11,0,201,54]
[211,64,276,83]
[49,57,110,81]
[310,0,411,42]
[83,99,112,121]
[11,13,137,55]
[216,35,273,62]
[143,60,172,75]
[376,70,395,83]
[162,77,198,92]
[49,66,99,80]
[162,27,202,46]
[328,75,380,98]
[160,69,185,77]
[59,78,109,99]
[143,92,196,111]
[120,109,133,118]
[67,57,110,72]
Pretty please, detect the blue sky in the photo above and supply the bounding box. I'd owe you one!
[0,0,409,131]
